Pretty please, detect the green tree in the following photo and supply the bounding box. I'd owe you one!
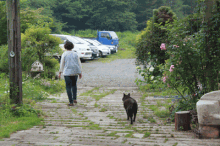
[162,0,197,19]
[21,26,62,73]
[20,7,54,33]
[132,0,164,30]
[84,0,138,31]
[0,1,7,45]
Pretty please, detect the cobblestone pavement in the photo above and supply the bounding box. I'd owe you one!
[1,59,220,146]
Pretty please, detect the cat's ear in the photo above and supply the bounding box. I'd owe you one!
[128,93,130,96]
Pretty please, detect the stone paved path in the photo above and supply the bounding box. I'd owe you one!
[1,86,220,146]
[1,59,220,145]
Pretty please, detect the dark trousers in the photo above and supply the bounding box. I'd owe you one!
[64,76,78,104]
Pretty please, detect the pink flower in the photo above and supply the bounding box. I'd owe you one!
[160,43,166,50]
[173,45,179,48]
[163,76,167,83]
[167,84,171,87]
[169,65,174,72]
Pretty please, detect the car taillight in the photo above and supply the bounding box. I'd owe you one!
[81,53,84,54]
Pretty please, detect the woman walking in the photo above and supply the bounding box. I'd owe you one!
[58,40,82,106]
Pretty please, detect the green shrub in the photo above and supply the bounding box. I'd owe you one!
[160,1,220,118]
[0,45,9,73]
[21,25,62,77]
[10,104,41,117]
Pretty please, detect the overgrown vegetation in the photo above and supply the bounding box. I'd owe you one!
[135,1,220,121]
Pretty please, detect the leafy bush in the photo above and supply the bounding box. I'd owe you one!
[153,6,177,26]
[10,104,41,117]
[21,25,62,77]
[135,6,176,78]
[136,1,220,114]
[0,45,9,73]
[41,57,60,78]
[160,1,220,112]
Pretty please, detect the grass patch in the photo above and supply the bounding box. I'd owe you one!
[164,138,168,143]
[99,108,107,112]
[93,89,117,101]
[51,100,57,103]
[80,86,102,96]
[71,108,77,114]
[84,122,102,130]
[0,115,44,139]
[66,125,83,128]
[107,114,115,119]
[140,93,148,106]
[94,102,99,108]
[143,132,151,138]
[124,132,134,138]
[148,105,157,111]
[154,109,170,118]
[80,86,117,101]
[122,139,128,144]
[107,131,120,138]
[144,115,156,123]
[173,142,178,146]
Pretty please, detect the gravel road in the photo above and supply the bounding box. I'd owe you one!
[60,59,143,87]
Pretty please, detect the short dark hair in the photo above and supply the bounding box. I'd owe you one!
[64,40,74,50]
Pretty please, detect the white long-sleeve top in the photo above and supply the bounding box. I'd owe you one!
[59,50,82,76]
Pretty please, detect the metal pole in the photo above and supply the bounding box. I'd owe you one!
[7,0,22,105]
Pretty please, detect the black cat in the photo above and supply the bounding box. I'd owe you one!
[122,93,138,124]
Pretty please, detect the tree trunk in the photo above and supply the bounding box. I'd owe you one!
[175,111,191,131]
[7,0,22,105]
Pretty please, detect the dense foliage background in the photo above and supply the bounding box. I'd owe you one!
[0,0,197,46]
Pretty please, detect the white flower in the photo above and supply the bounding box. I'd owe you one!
[141,72,145,76]
[149,67,154,72]
[151,76,154,80]
[154,80,157,83]
[22,82,24,84]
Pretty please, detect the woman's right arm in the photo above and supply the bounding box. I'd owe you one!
[78,56,82,79]
[59,54,65,74]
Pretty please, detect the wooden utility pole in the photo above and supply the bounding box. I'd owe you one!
[6,0,22,105]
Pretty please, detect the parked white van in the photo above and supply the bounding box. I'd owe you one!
[50,34,93,61]
[83,39,110,57]
[71,36,99,59]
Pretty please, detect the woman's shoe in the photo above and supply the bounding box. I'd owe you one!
[68,103,74,106]
[74,100,77,103]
